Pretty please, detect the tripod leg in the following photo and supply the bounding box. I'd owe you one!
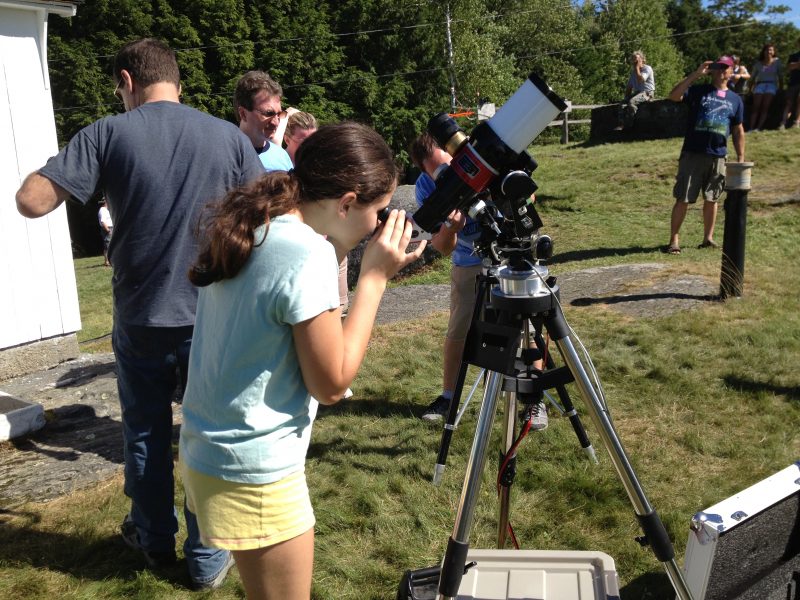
[533,331,598,463]
[433,274,492,486]
[437,370,505,600]
[547,319,694,600]
[496,389,516,548]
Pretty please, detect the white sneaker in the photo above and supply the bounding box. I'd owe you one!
[342,388,354,399]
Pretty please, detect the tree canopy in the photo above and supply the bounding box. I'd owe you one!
[47,0,797,156]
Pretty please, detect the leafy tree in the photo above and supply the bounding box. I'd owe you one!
[590,0,686,101]
[328,0,453,157]
[48,0,155,142]
[667,0,794,73]
[176,0,253,116]
[494,0,594,104]
[244,0,347,124]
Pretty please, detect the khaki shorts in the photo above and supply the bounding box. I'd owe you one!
[446,264,482,342]
[673,152,726,204]
[182,464,315,551]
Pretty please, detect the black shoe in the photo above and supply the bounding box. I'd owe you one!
[421,395,450,421]
[120,514,177,568]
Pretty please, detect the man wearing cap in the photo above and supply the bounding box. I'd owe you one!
[664,56,745,254]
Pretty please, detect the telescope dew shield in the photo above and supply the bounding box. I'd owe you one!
[488,73,568,154]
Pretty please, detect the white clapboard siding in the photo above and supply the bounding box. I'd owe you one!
[0,3,81,350]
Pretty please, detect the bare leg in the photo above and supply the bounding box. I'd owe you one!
[233,528,314,600]
[757,95,774,130]
[781,96,792,126]
[442,336,466,394]
[702,200,718,244]
[793,94,800,125]
[670,201,688,248]
[750,94,765,130]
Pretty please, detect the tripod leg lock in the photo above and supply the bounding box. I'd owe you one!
[438,537,471,598]
[635,510,676,562]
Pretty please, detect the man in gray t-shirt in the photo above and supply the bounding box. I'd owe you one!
[617,50,656,130]
[16,38,262,590]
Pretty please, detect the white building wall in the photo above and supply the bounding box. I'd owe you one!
[0,2,80,351]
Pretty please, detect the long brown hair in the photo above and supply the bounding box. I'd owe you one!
[190,122,397,287]
[758,43,775,62]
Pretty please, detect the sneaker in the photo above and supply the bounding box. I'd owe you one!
[120,514,177,568]
[191,551,236,591]
[421,395,450,421]
[523,401,549,431]
[342,388,354,400]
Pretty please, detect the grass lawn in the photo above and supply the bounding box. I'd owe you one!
[2,129,799,599]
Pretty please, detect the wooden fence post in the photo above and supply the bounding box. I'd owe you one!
[561,100,572,144]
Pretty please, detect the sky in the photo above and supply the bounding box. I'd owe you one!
[759,0,800,28]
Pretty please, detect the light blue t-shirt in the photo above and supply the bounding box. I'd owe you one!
[414,173,482,268]
[180,215,340,484]
[259,141,293,172]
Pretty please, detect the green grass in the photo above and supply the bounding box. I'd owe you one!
[3,129,799,599]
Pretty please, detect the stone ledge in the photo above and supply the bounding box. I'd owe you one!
[0,333,80,382]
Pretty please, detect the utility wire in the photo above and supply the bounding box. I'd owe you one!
[52,20,758,114]
[47,3,581,64]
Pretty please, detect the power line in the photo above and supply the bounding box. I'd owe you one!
[51,20,759,115]
[47,4,580,65]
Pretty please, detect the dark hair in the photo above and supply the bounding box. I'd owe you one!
[234,71,283,118]
[409,132,439,171]
[190,122,398,287]
[113,38,180,88]
[759,44,775,62]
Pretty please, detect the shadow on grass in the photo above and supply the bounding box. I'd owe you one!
[0,508,192,590]
[620,570,674,599]
[571,292,718,307]
[317,397,425,420]
[308,434,419,471]
[550,245,663,265]
[723,375,800,401]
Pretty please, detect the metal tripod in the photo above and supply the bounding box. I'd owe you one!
[430,261,694,600]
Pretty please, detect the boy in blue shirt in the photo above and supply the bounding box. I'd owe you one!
[409,133,548,429]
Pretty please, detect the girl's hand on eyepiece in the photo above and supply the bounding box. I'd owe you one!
[361,209,427,283]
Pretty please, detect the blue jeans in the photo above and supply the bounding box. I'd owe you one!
[112,321,230,585]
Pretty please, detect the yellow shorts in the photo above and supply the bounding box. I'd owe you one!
[182,463,315,551]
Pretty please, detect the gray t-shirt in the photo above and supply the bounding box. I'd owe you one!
[628,64,655,94]
[40,101,264,327]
